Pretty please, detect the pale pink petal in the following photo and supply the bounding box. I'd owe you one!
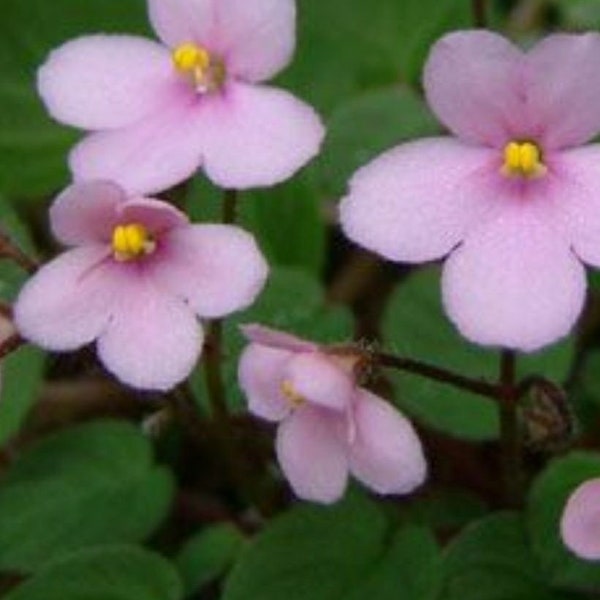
[150,224,268,318]
[69,100,202,195]
[50,181,125,246]
[97,277,203,390]
[148,0,295,81]
[240,324,318,353]
[526,33,600,149]
[118,198,188,234]
[238,343,293,422]
[339,138,498,263]
[423,30,525,146]
[276,406,348,503]
[347,390,427,495]
[15,246,114,351]
[38,35,176,130]
[285,353,353,411]
[442,205,586,352]
[561,479,600,560]
[542,145,600,267]
[199,83,324,189]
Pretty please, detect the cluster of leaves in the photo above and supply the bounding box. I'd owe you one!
[2,0,600,598]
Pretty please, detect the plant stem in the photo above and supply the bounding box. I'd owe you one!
[472,0,487,27]
[376,352,499,399]
[498,350,522,507]
[203,190,238,422]
[0,229,38,274]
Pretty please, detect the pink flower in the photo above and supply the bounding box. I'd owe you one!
[37,0,325,195]
[238,324,427,503]
[340,31,600,352]
[561,478,600,560]
[14,181,268,391]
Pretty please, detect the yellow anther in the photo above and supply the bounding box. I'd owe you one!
[502,141,546,178]
[112,223,155,262]
[280,380,305,408]
[171,43,225,92]
[172,43,210,73]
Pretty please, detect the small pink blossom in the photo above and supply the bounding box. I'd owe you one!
[238,324,427,503]
[561,478,600,560]
[37,0,325,195]
[340,31,600,352]
[15,181,268,391]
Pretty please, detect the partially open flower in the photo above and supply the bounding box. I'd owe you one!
[341,31,600,352]
[561,478,600,560]
[15,181,268,391]
[37,0,325,194]
[238,324,427,503]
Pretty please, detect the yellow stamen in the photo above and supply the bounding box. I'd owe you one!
[112,223,155,262]
[280,380,305,408]
[172,42,225,92]
[172,43,211,74]
[502,141,546,178]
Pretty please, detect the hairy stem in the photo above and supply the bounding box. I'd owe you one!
[498,350,522,507]
[376,352,499,399]
[472,0,487,27]
[203,190,238,422]
[0,229,38,274]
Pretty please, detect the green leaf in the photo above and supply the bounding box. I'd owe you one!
[552,0,600,29]
[318,86,439,197]
[0,346,45,445]
[281,0,469,113]
[0,420,174,572]
[4,545,183,600]
[189,267,353,414]
[176,523,246,595]
[185,176,326,276]
[223,494,441,600]
[0,0,149,197]
[526,452,600,592]
[442,513,571,600]
[383,267,575,441]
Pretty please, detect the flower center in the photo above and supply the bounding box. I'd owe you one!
[172,42,226,93]
[501,141,547,179]
[280,380,305,408]
[111,223,156,262]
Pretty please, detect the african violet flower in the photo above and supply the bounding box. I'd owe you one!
[37,0,325,194]
[238,324,427,503]
[15,181,268,391]
[340,31,600,352]
[561,478,600,560]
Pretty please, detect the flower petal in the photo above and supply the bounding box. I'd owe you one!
[97,278,203,390]
[199,83,324,189]
[15,246,114,351]
[148,0,295,81]
[561,478,600,560]
[69,100,203,195]
[423,30,524,146]
[118,198,189,234]
[150,224,268,318]
[542,145,600,267]
[526,33,600,149]
[339,138,498,263]
[50,181,125,246]
[285,353,353,411]
[276,406,348,503]
[442,205,586,352]
[38,35,176,130]
[348,390,427,495]
[240,324,318,353]
[238,343,293,422]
